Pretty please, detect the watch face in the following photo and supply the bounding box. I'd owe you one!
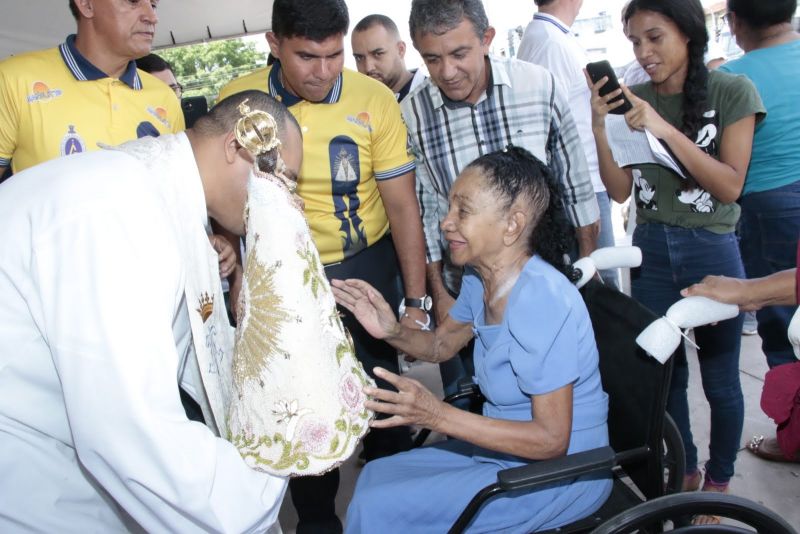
[423,295,433,311]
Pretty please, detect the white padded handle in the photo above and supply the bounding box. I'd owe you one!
[636,296,740,364]
[572,246,642,289]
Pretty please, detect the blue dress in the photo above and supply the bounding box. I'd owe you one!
[345,256,612,533]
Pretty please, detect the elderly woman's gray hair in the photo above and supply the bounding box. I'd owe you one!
[409,0,489,43]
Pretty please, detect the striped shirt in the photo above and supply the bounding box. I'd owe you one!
[401,55,598,266]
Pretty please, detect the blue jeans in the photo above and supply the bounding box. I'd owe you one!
[632,224,745,483]
[739,181,800,369]
[596,191,619,289]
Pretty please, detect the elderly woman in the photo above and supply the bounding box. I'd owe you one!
[331,147,612,533]
[719,0,800,463]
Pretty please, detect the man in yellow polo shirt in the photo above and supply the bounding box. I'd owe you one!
[0,0,184,174]
[219,1,426,532]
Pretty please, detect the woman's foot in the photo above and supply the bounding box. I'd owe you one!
[747,435,800,463]
[692,476,729,525]
[681,469,702,492]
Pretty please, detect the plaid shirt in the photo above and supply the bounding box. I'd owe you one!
[401,55,598,266]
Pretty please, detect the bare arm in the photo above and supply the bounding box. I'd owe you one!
[682,269,797,312]
[576,222,600,258]
[426,260,456,325]
[376,171,428,325]
[331,278,472,362]
[367,368,573,461]
[620,85,754,203]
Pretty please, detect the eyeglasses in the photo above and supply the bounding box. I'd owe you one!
[169,83,184,98]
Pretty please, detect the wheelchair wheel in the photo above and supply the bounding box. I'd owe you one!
[591,492,797,534]
[662,413,685,495]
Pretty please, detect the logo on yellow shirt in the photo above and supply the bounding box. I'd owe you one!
[346,112,372,133]
[147,106,171,129]
[26,82,63,103]
[60,125,84,156]
[330,138,366,255]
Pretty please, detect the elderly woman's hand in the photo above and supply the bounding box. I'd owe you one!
[364,367,445,430]
[331,279,400,340]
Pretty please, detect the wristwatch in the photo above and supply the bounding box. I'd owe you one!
[400,295,433,313]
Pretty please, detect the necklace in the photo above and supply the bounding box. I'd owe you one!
[753,25,798,50]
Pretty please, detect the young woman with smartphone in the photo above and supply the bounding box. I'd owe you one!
[585,0,765,524]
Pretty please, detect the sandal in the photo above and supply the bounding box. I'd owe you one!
[747,435,800,463]
[691,476,728,525]
[681,469,702,492]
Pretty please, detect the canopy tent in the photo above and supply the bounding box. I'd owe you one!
[0,0,274,59]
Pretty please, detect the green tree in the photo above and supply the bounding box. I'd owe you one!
[160,38,267,104]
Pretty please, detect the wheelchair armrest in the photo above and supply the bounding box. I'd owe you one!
[497,446,615,491]
[457,377,478,394]
[442,380,484,405]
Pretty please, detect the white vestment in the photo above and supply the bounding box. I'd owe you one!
[0,133,286,533]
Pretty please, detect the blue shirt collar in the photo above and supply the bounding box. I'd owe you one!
[268,60,342,106]
[59,34,142,90]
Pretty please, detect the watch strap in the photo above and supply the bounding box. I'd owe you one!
[403,295,432,312]
[404,297,426,309]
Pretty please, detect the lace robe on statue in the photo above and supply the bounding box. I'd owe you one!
[228,168,375,477]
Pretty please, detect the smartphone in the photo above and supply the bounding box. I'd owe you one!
[586,60,633,115]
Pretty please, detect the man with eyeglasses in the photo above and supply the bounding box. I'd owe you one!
[0,0,184,176]
[137,53,184,97]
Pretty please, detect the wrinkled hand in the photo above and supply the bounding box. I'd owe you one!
[209,234,237,278]
[621,85,672,138]
[681,275,753,311]
[584,69,627,129]
[365,367,444,429]
[331,279,400,340]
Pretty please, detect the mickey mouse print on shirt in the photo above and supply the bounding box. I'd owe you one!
[674,110,717,214]
[634,109,721,215]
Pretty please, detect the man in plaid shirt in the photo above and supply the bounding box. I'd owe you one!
[402,0,599,391]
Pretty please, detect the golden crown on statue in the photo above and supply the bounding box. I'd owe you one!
[235,98,281,156]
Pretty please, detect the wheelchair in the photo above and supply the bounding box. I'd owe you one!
[413,279,795,534]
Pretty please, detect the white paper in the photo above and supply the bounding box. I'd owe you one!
[605,115,687,179]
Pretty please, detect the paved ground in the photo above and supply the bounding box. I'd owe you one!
[688,333,800,526]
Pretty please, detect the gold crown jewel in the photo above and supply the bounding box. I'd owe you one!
[235,98,281,157]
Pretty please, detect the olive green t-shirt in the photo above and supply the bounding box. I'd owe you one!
[630,70,765,233]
